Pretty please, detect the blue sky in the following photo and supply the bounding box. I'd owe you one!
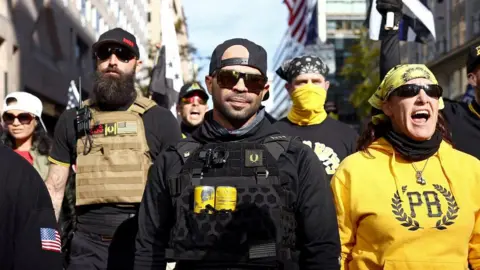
[182,0,289,84]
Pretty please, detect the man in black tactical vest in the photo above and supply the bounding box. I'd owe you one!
[134,38,341,270]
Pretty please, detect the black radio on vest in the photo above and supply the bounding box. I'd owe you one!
[167,136,298,270]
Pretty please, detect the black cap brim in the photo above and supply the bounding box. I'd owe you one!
[92,39,139,58]
[179,89,210,101]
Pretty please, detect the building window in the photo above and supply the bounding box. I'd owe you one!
[81,0,86,16]
[147,12,151,22]
[459,16,466,45]
[75,36,89,71]
[473,13,480,35]
[4,72,7,97]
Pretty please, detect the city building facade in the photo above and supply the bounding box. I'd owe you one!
[0,0,149,131]
[400,0,480,100]
[147,0,194,82]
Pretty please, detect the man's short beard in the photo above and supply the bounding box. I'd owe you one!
[93,68,137,110]
[212,85,262,126]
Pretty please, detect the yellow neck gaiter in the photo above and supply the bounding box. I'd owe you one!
[287,83,327,126]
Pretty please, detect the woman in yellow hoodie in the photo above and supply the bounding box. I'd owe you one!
[331,64,480,270]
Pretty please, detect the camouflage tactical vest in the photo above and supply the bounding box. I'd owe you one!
[166,135,299,269]
[75,96,156,206]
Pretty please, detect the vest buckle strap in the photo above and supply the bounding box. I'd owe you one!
[191,168,203,186]
[255,167,269,185]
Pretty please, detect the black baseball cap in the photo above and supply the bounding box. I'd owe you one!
[208,38,269,100]
[467,43,480,73]
[178,82,209,102]
[92,28,140,58]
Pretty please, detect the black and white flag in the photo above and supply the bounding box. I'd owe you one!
[66,80,80,110]
[368,0,436,43]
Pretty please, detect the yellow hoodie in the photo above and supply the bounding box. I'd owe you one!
[331,138,480,270]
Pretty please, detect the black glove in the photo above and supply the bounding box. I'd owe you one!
[376,0,402,14]
[376,0,403,30]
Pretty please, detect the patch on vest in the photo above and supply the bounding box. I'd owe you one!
[117,121,138,134]
[90,121,138,136]
[245,149,263,167]
[104,123,118,136]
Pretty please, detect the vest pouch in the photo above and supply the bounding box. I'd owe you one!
[168,186,297,265]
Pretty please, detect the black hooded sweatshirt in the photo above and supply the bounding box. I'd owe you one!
[134,111,341,270]
[0,144,62,270]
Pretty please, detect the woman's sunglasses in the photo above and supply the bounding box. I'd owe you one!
[215,69,267,91]
[389,84,443,99]
[95,46,136,62]
[2,113,34,125]
[181,95,207,105]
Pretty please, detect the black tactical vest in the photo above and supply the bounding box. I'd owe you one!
[166,135,298,269]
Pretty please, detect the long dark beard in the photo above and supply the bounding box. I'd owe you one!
[93,68,137,110]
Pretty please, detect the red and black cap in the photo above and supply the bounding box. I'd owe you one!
[467,43,480,73]
[92,28,140,58]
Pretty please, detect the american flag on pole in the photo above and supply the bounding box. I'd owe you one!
[40,228,61,253]
[285,0,309,45]
[66,80,80,110]
[368,0,436,43]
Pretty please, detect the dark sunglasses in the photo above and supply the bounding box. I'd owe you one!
[181,96,207,105]
[215,69,267,91]
[2,113,34,125]
[95,46,136,62]
[389,84,443,99]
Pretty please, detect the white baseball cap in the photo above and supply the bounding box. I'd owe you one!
[2,92,47,131]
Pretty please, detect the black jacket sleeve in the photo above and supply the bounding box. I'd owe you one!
[380,29,401,80]
[294,143,341,270]
[134,152,177,270]
[13,165,63,270]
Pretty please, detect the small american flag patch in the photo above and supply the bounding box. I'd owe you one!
[40,228,61,253]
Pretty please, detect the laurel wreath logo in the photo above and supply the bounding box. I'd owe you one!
[432,184,459,230]
[391,191,422,231]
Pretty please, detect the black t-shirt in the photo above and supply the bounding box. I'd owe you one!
[273,117,358,177]
[442,99,480,159]
[49,104,182,235]
[0,145,62,270]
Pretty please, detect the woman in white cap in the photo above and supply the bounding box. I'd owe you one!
[1,92,51,180]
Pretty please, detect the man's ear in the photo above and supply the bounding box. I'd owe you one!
[468,73,478,87]
[285,83,294,95]
[325,81,330,91]
[205,75,213,95]
[261,84,270,100]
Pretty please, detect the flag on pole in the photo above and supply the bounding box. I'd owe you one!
[368,0,436,43]
[285,0,309,45]
[66,80,80,110]
[148,46,173,109]
[160,0,184,117]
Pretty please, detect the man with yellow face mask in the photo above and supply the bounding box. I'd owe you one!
[273,55,358,176]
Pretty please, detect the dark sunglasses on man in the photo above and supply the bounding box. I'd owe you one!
[389,84,443,99]
[2,112,34,125]
[95,45,136,63]
[214,69,267,92]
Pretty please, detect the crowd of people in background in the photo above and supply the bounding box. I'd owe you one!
[2,0,480,269]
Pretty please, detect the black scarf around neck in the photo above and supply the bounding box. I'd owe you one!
[384,129,442,161]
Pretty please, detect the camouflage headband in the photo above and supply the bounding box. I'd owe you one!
[276,55,330,82]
